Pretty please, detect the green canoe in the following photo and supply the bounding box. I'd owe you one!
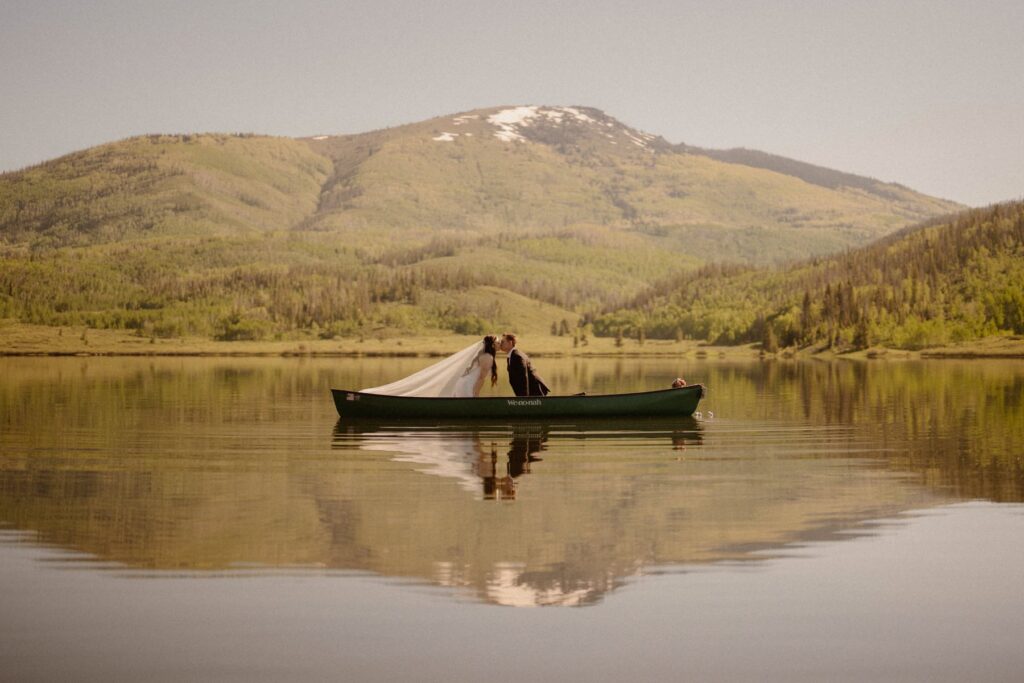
[331,384,705,420]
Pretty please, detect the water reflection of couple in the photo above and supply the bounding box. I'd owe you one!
[364,334,549,398]
[479,428,547,500]
[355,428,546,500]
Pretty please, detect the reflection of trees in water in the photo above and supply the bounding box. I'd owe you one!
[0,413,945,607]
[1,357,1023,607]
[700,361,1024,501]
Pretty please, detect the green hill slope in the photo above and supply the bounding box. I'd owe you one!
[595,201,1024,350]
[0,134,330,247]
[0,105,963,341]
[305,105,959,263]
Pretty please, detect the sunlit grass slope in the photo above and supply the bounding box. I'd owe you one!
[306,106,960,263]
[0,134,331,247]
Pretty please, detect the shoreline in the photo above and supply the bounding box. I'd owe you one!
[2,322,1023,359]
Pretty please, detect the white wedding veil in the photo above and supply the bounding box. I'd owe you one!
[361,341,484,397]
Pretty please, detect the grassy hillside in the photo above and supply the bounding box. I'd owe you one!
[0,105,963,343]
[306,106,959,263]
[0,134,330,247]
[595,201,1024,350]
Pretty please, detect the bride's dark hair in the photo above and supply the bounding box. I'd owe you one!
[483,335,498,386]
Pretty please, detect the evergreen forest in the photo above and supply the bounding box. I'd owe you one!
[594,202,1024,350]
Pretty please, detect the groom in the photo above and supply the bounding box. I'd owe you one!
[499,333,550,397]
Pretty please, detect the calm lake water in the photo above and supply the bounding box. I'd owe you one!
[2,356,1023,681]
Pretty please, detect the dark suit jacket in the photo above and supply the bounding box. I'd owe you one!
[507,348,550,397]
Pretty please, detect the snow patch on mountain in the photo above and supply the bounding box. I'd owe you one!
[484,105,656,152]
[561,107,596,124]
[487,106,540,141]
[624,132,648,148]
[487,105,605,142]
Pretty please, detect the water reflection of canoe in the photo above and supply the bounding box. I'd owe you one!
[331,385,705,419]
[332,417,705,501]
[333,416,704,441]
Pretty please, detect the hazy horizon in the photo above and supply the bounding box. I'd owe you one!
[2,0,1022,206]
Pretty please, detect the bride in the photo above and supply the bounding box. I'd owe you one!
[362,335,498,398]
[453,334,498,397]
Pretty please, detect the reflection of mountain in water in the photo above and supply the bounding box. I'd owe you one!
[326,420,710,606]
[1,413,942,608]
[1,357,1022,607]
[318,418,944,607]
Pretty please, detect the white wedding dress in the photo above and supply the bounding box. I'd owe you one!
[453,352,494,397]
[362,342,493,398]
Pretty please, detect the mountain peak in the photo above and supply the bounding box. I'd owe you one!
[485,105,603,142]
[426,104,664,151]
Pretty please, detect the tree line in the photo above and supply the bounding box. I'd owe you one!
[594,201,1024,350]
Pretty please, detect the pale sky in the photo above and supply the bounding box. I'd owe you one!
[2,0,1022,206]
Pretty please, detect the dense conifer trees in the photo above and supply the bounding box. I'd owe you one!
[595,202,1024,350]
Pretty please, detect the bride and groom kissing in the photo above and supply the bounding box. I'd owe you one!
[455,333,550,398]
[361,333,549,399]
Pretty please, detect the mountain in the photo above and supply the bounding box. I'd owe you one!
[679,144,920,196]
[594,201,1024,350]
[0,105,962,341]
[303,106,958,262]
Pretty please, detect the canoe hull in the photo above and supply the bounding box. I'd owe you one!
[331,385,704,420]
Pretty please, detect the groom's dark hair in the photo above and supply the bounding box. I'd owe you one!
[502,333,517,346]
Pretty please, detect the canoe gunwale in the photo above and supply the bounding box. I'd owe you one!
[342,384,703,402]
[336,385,704,404]
[331,385,705,419]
